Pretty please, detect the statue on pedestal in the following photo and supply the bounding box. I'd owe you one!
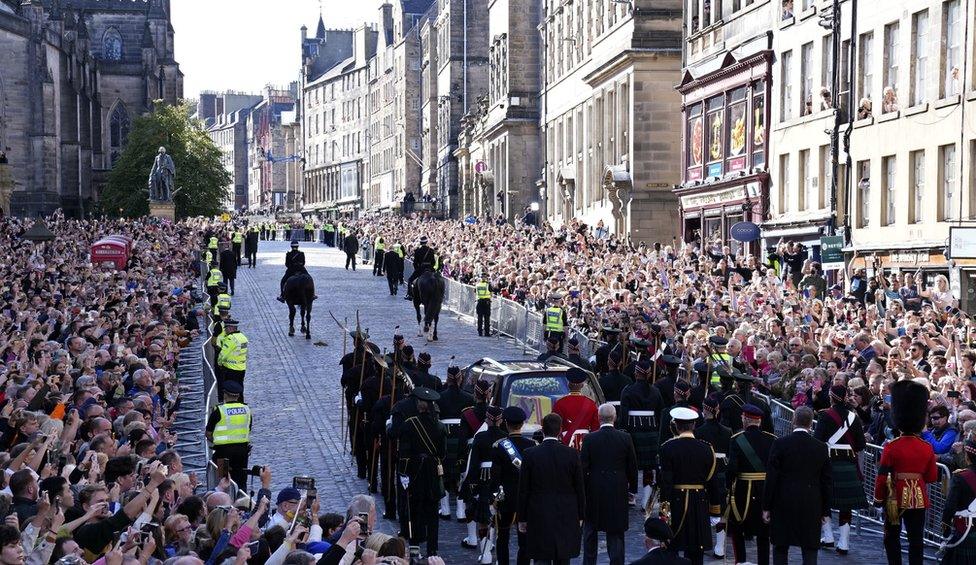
[148,146,176,202]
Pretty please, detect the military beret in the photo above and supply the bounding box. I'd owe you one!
[669,406,699,422]
[742,404,764,419]
[566,367,588,384]
[411,387,440,401]
[418,352,431,363]
[502,406,527,424]
[475,380,494,394]
[709,335,729,347]
[634,359,653,375]
[702,393,722,410]
[224,381,244,394]
[643,517,673,541]
[446,366,461,376]
[674,379,692,394]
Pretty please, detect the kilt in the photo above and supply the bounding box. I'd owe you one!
[630,429,659,468]
[440,420,462,482]
[942,525,976,564]
[829,457,868,511]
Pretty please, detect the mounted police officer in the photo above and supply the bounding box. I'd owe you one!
[491,407,537,565]
[405,235,437,300]
[461,406,507,563]
[725,404,775,565]
[206,380,251,489]
[436,366,474,520]
[619,359,664,509]
[277,240,306,302]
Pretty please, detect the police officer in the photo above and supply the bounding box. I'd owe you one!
[694,394,732,560]
[398,387,447,557]
[208,234,219,255]
[231,229,244,266]
[374,236,386,276]
[305,219,314,242]
[206,380,251,489]
[278,240,306,302]
[659,406,725,565]
[206,264,224,309]
[619,359,664,509]
[725,404,775,565]
[543,295,568,351]
[385,244,405,296]
[215,283,232,314]
[436,366,474,520]
[475,275,492,337]
[491,406,537,565]
[217,319,248,399]
[813,384,868,554]
[461,406,507,563]
[720,371,773,434]
[324,221,336,247]
[694,336,733,393]
[406,236,437,300]
[244,226,259,268]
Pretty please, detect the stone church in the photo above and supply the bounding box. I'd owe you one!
[0,0,182,217]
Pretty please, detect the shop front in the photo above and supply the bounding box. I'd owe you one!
[676,51,772,256]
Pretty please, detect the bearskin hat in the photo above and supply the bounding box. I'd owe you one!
[890,379,929,435]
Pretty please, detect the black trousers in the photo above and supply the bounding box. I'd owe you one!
[207,286,219,308]
[476,299,491,335]
[772,545,817,565]
[213,443,250,490]
[345,253,357,270]
[388,274,399,295]
[223,367,245,400]
[225,277,235,295]
[884,508,925,565]
[233,243,242,265]
[408,495,439,556]
[545,330,565,351]
[495,511,529,565]
[373,253,385,276]
[729,520,769,565]
[582,522,624,565]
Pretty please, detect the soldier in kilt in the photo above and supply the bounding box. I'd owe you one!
[941,438,976,564]
[436,366,474,519]
[461,406,507,563]
[813,384,868,555]
[620,359,666,509]
[725,404,776,565]
[694,394,732,559]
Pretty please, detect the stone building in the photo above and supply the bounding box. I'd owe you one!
[246,85,297,212]
[456,0,542,220]
[301,23,376,217]
[364,1,432,212]
[207,91,262,211]
[197,91,263,128]
[417,0,489,217]
[0,0,182,217]
[540,0,683,242]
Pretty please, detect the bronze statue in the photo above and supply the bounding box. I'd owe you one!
[148,146,176,202]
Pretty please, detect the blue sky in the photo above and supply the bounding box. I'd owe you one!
[172,0,379,99]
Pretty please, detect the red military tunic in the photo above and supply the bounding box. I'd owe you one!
[873,434,939,509]
[552,392,599,446]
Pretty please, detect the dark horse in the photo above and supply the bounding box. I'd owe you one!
[283,270,315,339]
[412,269,444,341]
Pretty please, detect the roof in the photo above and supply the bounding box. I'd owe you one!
[471,357,587,375]
[401,0,434,15]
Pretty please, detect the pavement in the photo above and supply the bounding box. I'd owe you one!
[230,240,897,564]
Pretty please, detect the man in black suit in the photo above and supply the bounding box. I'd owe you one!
[218,243,238,295]
[581,403,637,565]
[517,413,585,565]
[762,406,831,565]
[629,517,692,565]
[343,231,360,271]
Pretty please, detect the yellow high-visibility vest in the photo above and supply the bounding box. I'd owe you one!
[375,238,385,251]
[545,307,564,332]
[218,332,248,371]
[476,281,490,300]
[207,269,223,287]
[208,237,218,250]
[217,293,232,310]
[395,245,404,258]
[212,403,251,445]
[204,250,213,265]
[709,353,733,386]
[232,232,243,244]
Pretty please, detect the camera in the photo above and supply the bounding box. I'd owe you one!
[357,512,370,537]
[408,545,423,565]
[292,476,315,490]
[247,465,264,477]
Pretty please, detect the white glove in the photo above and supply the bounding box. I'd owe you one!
[710,516,721,527]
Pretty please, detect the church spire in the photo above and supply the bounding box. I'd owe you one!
[316,0,325,39]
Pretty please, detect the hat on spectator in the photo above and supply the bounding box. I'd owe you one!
[669,406,699,422]
[503,406,527,425]
[566,367,588,384]
[643,517,673,542]
[276,487,301,505]
[224,381,244,395]
[742,404,764,421]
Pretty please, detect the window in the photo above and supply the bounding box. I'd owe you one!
[751,81,766,167]
[705,95,724,174]
[801,149,813,211]
[781,50,793,121]
[859,32,874,104]
[942,144,958,220]
[910,150,925,223]
[727,87,748,171]
[819,145,831,210]
[943,0,962,97]
[103,28,123,62]
[821,35,834,110]
[883,155,896,225]
[109,103,130,166]
[858,160,871,228]
[780,154,791,213]
[883,22,900,112]
[801,42,813,115]
[911,10,929,106]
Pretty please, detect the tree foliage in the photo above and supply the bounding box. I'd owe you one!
[103,102,231,218]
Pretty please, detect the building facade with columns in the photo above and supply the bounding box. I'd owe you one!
[540,0,683,242]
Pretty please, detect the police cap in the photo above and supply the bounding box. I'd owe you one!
[669,406,699,422]
[566,367,588,384]
[643,517,673,542]
[502,406,527,425]
[660,354,682,367]
[412,387,440,401]
[350,329,369,340]
[742,404,764,420]
[709,335,729,348]
[224,381,244,395]
[290,240,300,247]
[225,318,240,326]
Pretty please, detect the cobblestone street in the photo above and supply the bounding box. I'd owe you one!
[232,241,894,564]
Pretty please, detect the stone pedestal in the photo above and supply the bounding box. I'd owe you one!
[149,201,176,221]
